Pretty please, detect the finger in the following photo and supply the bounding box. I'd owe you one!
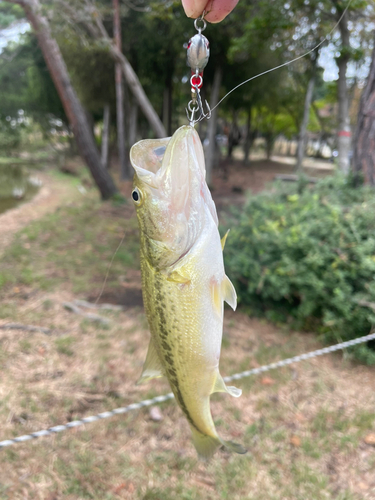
[181,0,208,18]
[204,0,239,23]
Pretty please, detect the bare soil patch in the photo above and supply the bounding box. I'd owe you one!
[0,172,80,256]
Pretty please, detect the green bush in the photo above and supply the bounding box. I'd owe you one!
[224,174,375,364]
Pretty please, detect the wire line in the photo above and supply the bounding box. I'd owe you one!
[1,329,374,449]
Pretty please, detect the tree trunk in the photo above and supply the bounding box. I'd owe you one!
[243,105,252,165]
[353,32,375,185]
[295,60,316,172]
[128,99,138,148]
[9,0,117,199]
[101,104,110,168]
[227,110,238,160]
[162,79,173,136]
[334,0,351,174]
[205,66,222,185]
[265,132,274,159]
[113,0,129,180]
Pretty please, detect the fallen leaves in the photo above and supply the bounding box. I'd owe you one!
[260,376,275,385]
[364,433,375,446]
[290,435,301,447]
[149,406,163,422]
[112,482,135,495]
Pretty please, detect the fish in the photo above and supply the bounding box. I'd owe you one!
[130,125,246,460]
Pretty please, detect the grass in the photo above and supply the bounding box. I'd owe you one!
[0,185,374,499]
[0,196,139,295]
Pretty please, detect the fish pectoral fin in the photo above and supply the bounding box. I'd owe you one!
[222,275,237,311]
[136,338,164,385]
[221,229,230,251]
[166,269,191,285]
[212,373,242,398]
[211,282,222,316]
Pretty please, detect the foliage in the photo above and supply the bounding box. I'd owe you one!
[0,34,66,130]
[0,3,24,28]
[224,175,375,363]
[0,119,21,151]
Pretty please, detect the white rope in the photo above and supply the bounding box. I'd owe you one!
[1,331,374,449]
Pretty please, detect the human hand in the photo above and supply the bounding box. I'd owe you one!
[181,0,239,23]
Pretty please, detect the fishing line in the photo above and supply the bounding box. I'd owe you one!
[206,0,353,116]
[98,0,352,298]
[95,233,126,304]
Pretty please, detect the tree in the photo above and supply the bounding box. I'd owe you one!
[58,0,166,138]
[332,0,352,174]
[5,0,118,199]
[113,0,129,179]
[353,31,375,185]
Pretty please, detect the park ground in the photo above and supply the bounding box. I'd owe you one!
[0,154,374,499]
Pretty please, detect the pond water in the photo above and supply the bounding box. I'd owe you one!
[0,163,41,215]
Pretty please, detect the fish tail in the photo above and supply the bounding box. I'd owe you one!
[190,426,247,461]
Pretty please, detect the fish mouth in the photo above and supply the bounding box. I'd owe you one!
[130,125,208,215]
[130,136,170,187]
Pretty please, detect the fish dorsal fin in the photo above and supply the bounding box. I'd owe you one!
[222,275,237,311]
[136,338,164,385]
[212,372,242,398]
[221,230,230,251]
[211,275,237,316]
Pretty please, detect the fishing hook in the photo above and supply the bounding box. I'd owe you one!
[185,84,211,126]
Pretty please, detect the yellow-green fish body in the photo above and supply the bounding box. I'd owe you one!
[130,125,246,459]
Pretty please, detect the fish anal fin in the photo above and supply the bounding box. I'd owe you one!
[212,373,242,398]
[222,275,237,311]
[136,338,164,385]
[221,230,230,251]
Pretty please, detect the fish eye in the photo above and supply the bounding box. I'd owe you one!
[131,187,142,205]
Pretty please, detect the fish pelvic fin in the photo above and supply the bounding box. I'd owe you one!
[190,426,247,461]
[213,373,242,398]
[136,338,164,385]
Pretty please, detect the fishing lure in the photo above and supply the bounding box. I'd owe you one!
[185,17,211,126]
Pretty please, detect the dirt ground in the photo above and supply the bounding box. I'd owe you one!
[0,156,374,500]
[0,172,81,257]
